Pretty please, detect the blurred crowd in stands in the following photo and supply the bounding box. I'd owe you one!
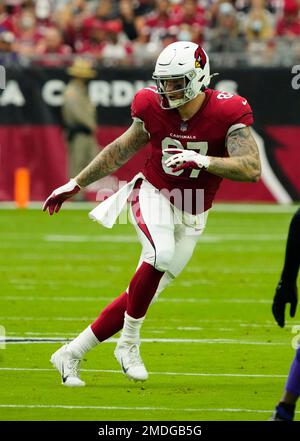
[0,0,300,67]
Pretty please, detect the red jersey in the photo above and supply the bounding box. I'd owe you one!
[131,87,253,214]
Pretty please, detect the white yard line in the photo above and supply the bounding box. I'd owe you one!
[0,367,287,378]
[0,316,278,324]
[0,201,297,213]
[44,233,287,243]
[1,296,116,302]
[186,267,279,274]
[0,316,94,322]
[9,281,112,289]
[44,235,138,243]
[0,404,289,414]
[212,204,297,213]
[3,323,279,335]
[0,337,286,346]
[1,295,272,304]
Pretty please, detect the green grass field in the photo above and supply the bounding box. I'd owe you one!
[0,203,299,421]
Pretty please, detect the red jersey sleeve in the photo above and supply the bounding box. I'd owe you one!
[131,87,155,120]
[216,93,254,136]
[131,90,145,121]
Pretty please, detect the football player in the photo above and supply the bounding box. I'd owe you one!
[43,41,261,386]
[270,208,300,420]
[272,208,299,328]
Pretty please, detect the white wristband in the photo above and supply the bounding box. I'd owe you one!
[198,155,210,170]
[70,178,81,189]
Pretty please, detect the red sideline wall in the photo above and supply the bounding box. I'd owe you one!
[0,66,299,203]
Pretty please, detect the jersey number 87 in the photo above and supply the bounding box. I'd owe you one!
[161,137,208,178]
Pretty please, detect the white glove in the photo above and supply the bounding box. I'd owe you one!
[164,148,210,172]
[43,178,81,215]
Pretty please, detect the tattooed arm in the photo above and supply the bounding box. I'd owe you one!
[207,126,261,182]
[43,119,149,214]
[75,119,150,187]
[165,126,261,182]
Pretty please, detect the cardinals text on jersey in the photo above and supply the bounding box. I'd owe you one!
[131,87,254,214]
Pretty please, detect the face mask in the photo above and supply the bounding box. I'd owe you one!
[252,19,263,33]
[35,0,50,19]
[177,30,191,41]
[21,16,35,29]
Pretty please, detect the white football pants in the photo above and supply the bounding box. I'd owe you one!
[129,179,208,302]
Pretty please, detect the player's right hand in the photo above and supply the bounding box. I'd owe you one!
[43,178,81,215]
[272,280,298,328]
[164,148,210,172]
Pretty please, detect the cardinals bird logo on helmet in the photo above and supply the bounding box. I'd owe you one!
[194,46,207,69]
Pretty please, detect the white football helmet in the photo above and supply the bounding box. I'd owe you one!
[152,41,211,109]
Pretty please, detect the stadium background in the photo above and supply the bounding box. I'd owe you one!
[0,0,300,423]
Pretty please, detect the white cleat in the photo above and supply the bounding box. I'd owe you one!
[114,342,148,382]
[50,345,85,387]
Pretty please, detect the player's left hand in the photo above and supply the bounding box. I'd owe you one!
[43,178,81,215]
[272,280,298,328]
[164,148,210,172]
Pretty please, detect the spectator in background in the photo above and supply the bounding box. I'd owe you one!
[55,0,91,51]
[276,0,300,38]
[77,0,119,51]
[54,0,89,28]
[159,27,177,47]
[100,19,133,66]
[244,0,275,65]
[76,20,107,59]
[244,0,275,39]
[35,0,52,29]
[235,0,278,16]
[208,0,236,28]
[119,0,138,41]
[170,0,206,44]
[53,0,105,54]
[94,0,119,21]
[14,9,41,59]
[0,0,18,33]
[133,25,177,65]
[35,27,72,65]
[123,0,156,39]
[62,57,99,197]
[137,0,173,45]
[274,0,300,64]
[134,0,156,16]
[207,2,246,57]
[0,30,19,65]
[133,0,179,65]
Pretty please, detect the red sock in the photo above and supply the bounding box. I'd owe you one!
[90,263,163,340]
[126,261,164,319]
[91,292,127,342]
